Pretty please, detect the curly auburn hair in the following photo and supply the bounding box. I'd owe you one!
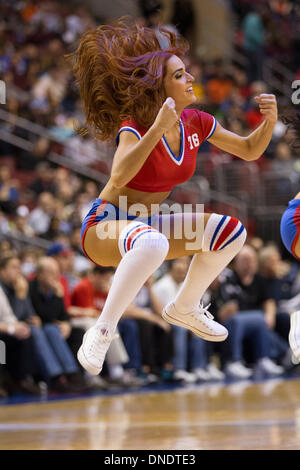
[281,111,300,150]
[67,18,189,142]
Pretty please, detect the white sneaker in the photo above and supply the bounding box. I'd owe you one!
[77,325,119,375]
[162,302,228,342]
[173,369,197,383]
[207,363,225,381]
[192,368,211,381]
[258,358,284,376]
[225,361,253,379]
[289,311,300,360]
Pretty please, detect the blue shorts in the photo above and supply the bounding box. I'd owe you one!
[81,198,157,261]
[280,198,300,260]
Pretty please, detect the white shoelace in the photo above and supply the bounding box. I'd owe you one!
[197,303,214,320]
[88,332,119,358]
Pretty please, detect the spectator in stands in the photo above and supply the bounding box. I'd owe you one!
[171,0,195,42]
[53,168,79,209]
[244,81,267,131]
[46,242,75,309]
[270,142,300,201]
[28,162,56,196]
[31,65,70,114]
[0,165,19,215]
[29,257,87,389]
[65,192,91,227]
[0,253,87,393]
[242,7,265,82]
[71,265,145,387]
[63,6,95,45]
[0,240,14,256]
[17,138,50,171]
[10,205,35,238]
[43,213,67,241]
[153,258,222,383]
[20,248,40,279]
[0,255,40,395]
[69,225,91,274]
[271,141,298,174]
[220,87,248,126]
[64,133,106,167]
[248,236,264,253]
[216,245,285,379]
[84,180,99,204]
[0,209,11,237]
[28,191,55,235]
[258,244,294,346]
[205,60,234,105]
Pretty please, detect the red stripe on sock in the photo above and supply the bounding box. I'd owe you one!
[126,225,153,252]
[213,217,239,251]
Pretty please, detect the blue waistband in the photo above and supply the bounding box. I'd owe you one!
[84,198,157,226]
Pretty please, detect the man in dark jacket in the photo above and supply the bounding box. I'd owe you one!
[0,254,39,395]
[0,254,86,393]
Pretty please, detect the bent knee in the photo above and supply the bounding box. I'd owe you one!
[118,221,169,258]
[203,213,246,252]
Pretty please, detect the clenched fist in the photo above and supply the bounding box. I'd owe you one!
[153,97,179,133]
[254,94,278,125]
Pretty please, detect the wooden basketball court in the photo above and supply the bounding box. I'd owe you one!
[1,378,300,450]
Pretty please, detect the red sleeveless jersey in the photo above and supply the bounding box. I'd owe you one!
[115,108,216,193]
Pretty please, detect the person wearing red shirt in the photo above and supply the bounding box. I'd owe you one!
[71,268,110,316]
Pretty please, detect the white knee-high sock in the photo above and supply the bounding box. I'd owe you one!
[96,222,169,334]
[174,214,247,313]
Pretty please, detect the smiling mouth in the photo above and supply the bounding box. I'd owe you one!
[185,87,194,93]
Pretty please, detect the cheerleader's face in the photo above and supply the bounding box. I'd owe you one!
[163,55,196,108]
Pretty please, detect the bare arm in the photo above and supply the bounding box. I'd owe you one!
[148,286,163,315]
[263,299,277,329]
[111,97,178,188]
[123,303,170,331]
[111,125,164,188]
[145,277,163,315]
[0,322,14,334]
[208,94,278,161]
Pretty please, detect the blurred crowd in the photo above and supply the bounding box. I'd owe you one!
[1,237,300,399]
[0,0,300,398]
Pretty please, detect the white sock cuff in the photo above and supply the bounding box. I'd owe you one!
[202,213,246,252]
[118,221,169,257]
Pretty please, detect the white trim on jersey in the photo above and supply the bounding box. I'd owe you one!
[205,116,217,141]
[161,119,185,166]
[115,126,142,146]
